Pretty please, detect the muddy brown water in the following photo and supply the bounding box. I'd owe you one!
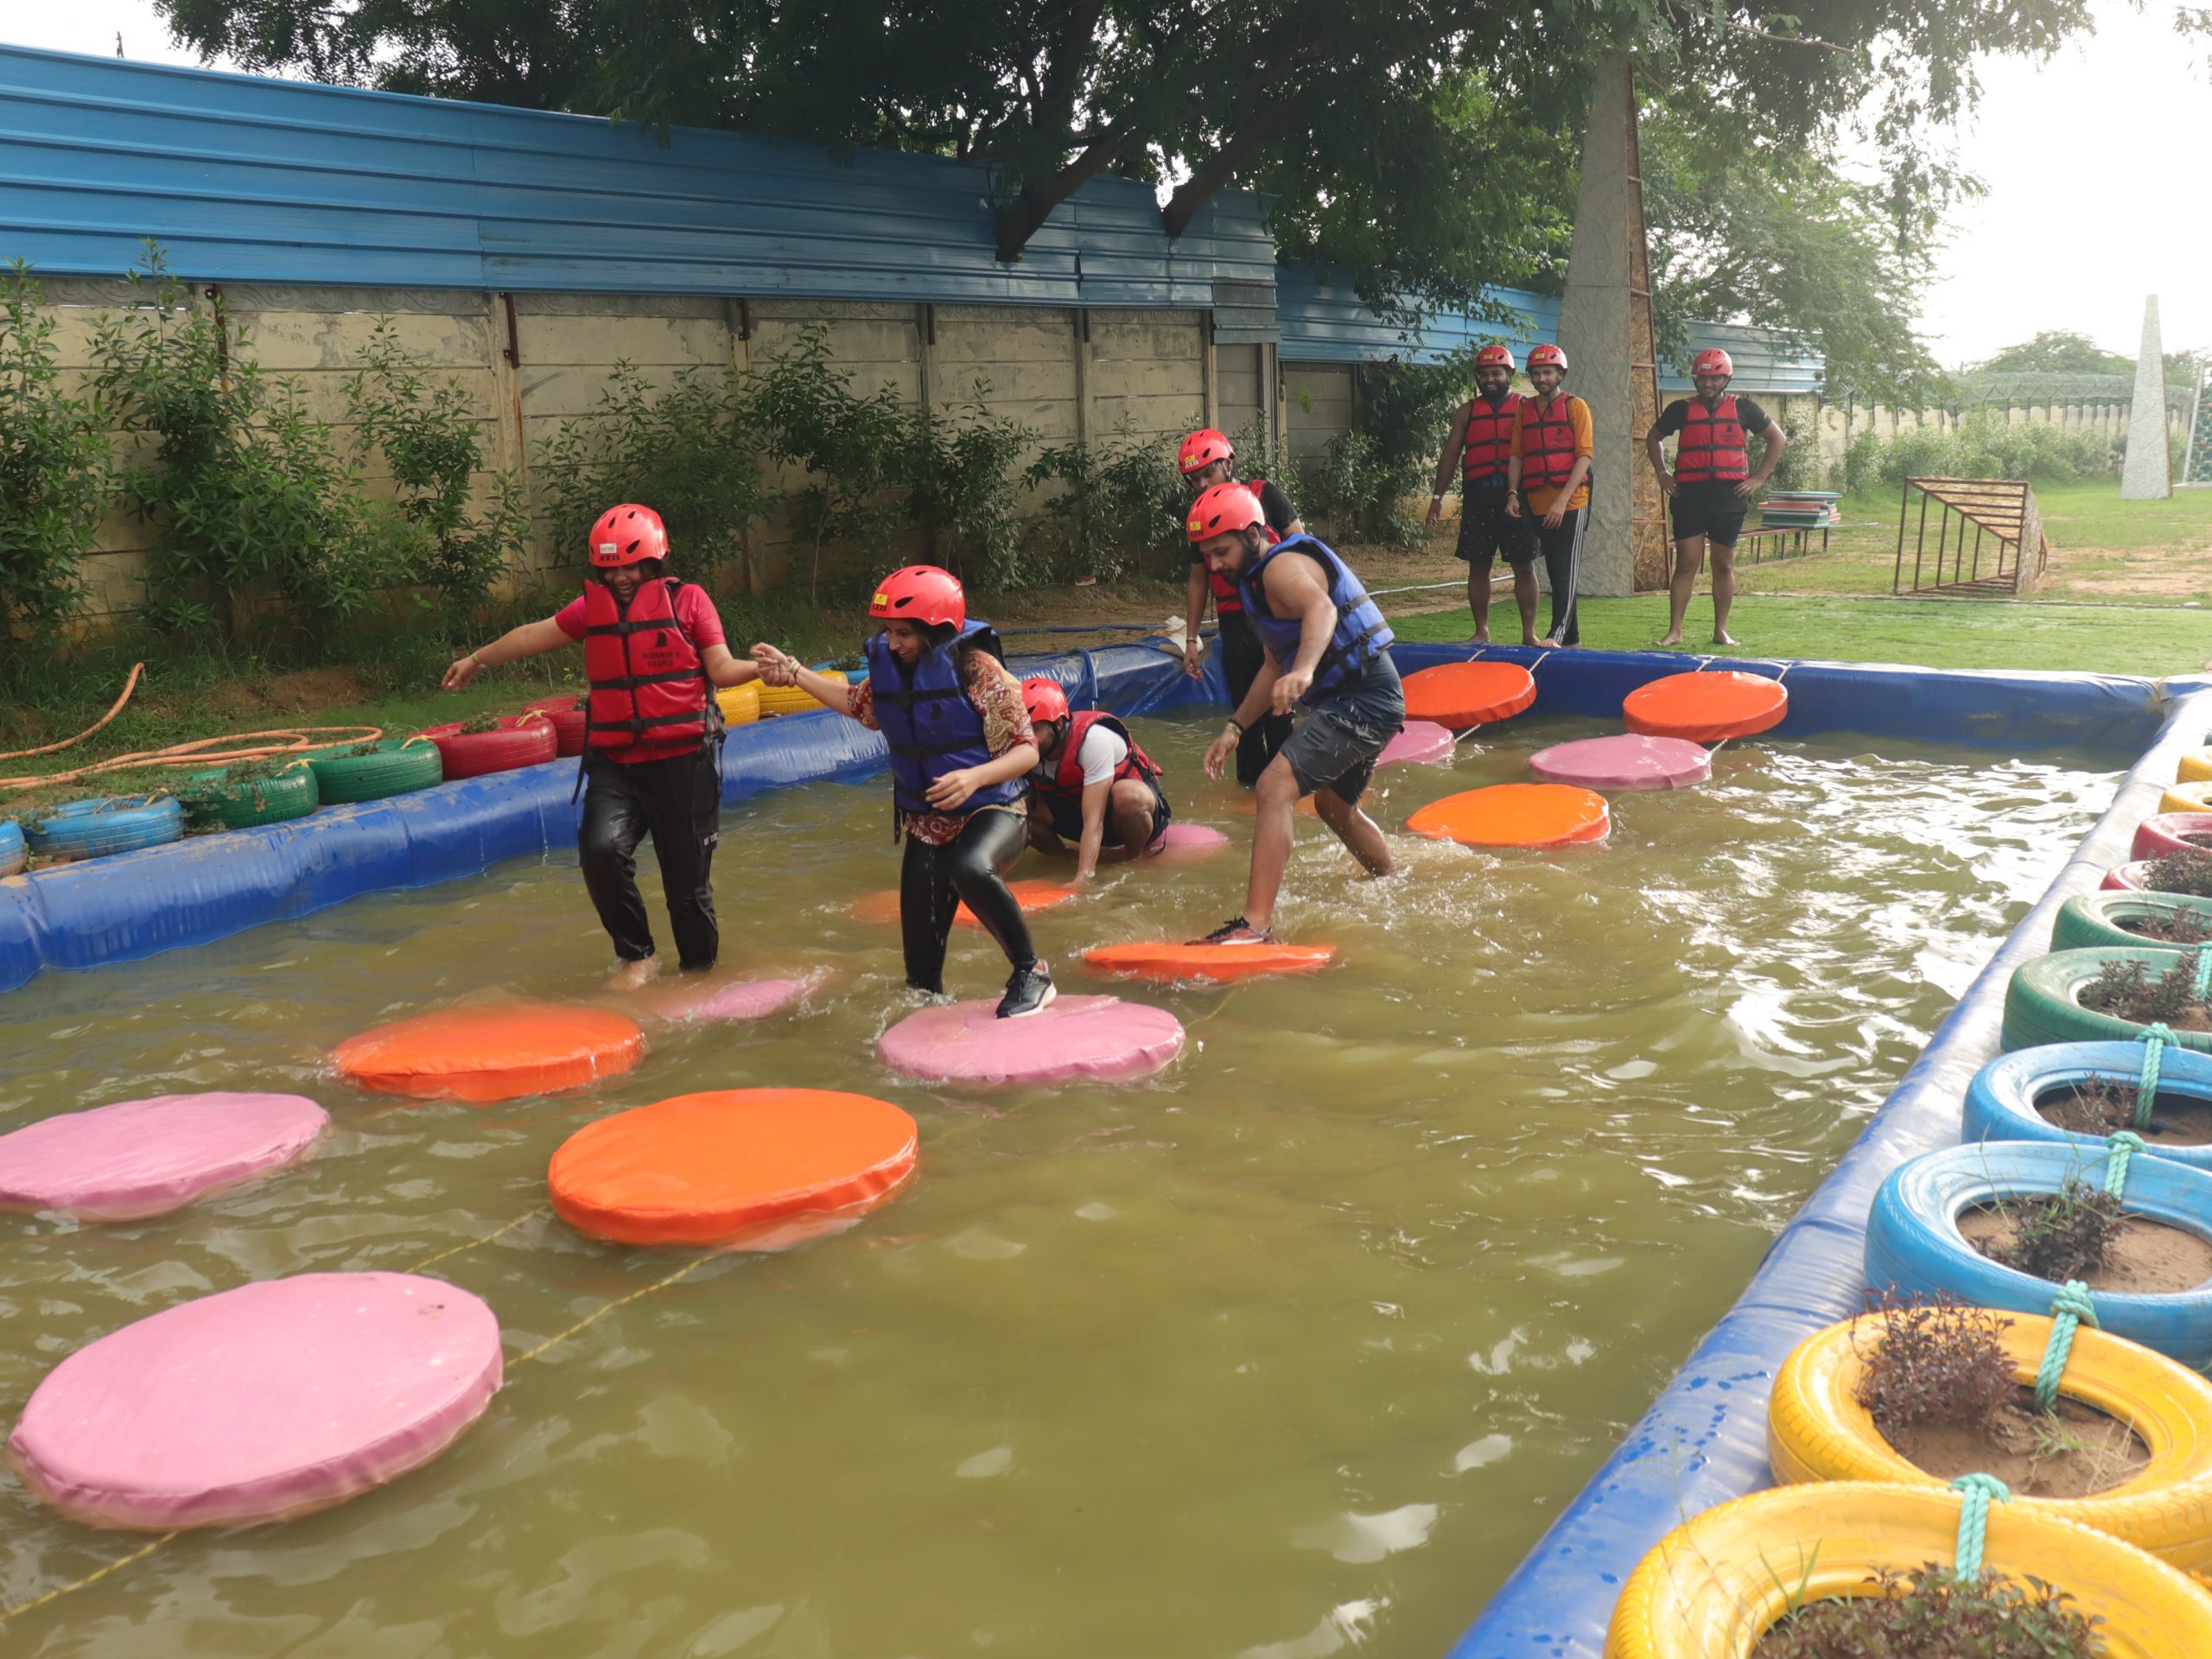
[0,712,2120,1656]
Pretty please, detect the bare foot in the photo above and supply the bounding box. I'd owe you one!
[1520,632,1540,648]
[1713,629,1739,647]
[607,956,662,992]
[1654,632,1684,647]
[1464,630,1490,645]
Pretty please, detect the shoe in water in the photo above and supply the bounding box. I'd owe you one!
[996,960,1058,1020]
[1188,917,1274,946]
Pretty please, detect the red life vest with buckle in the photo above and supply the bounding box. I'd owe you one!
[1039,711,1161,809]
[1675,393,1749,483]
[1207,478,1282,613]
[1462,393,1521,485]
[582,577,712,756]
[1517,395,1587,491]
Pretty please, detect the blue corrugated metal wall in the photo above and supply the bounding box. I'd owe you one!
[0,44,1273,308]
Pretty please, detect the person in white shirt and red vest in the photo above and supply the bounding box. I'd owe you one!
[1019,677,1172,882]
[1176,428,1300,787]
[1645,348,1787,648]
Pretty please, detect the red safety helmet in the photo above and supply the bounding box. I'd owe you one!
[1527,343,1568,373]
[869,564,966,630]
[1186,482,1266,544]
[1020,677,1071,728]
[1692,347,1734,378]
[1178,428,1235,476]
[588,504,670,568]
[1474,344,1516,372]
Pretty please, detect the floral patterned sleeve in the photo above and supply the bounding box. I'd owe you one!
[852,679,878,730]
[968,658,1035,758]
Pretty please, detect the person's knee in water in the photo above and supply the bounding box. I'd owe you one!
[1019,677,1173,883]
[753,566,1054,1019]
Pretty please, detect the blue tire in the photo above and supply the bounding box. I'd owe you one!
[1965,1041,2212,1172]
[0,820,22,877]
[1866,1141,2212,1368]
[23,795,186,861]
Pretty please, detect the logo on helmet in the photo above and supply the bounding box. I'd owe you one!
[872,591,888,607]
[1187,514,1204,533]
[597,543,617,558]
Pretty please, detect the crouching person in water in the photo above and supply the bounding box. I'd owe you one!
[442,504,768,990]
[1184,485,1402,945]
[1019,677,1171,881]
[754,566,1055,1018]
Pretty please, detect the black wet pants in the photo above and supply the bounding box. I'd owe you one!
[578,747,721,970]
[1219,611,1294,789]
[899,808,1033,995]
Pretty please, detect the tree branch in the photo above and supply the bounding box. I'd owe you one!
[1160,84,1324,238]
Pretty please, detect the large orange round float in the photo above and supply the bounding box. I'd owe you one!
[1621,670,1786,742]
[850,878,1078,929]
[1405,784,1609,849]
[1401,661,1537,729]
[1080,940,1337,986]
[549,1089,918,1249]
[332,1004,645,1102]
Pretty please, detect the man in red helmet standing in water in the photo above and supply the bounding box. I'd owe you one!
[1427,344,1532,644]
[1177,428,1301,788]
[1505,344,1592,646]
[442,504,771,990]
[1646,347,1786,648]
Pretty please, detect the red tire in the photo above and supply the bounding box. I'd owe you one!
[2133,812,2212,862]
[522,696,588,757]
[418,716,559,779]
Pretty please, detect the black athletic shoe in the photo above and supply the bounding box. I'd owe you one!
[996,960,1057,1020]
[1189,917,1275,946]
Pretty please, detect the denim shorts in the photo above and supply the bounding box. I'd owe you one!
[1281,653,1405,802]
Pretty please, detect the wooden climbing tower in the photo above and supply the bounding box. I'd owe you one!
[1891,478,2049,598]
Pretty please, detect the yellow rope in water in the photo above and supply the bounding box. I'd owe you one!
[0,1530,178,1623]
[404,1207,547,1274]
[505,1255,715,1368]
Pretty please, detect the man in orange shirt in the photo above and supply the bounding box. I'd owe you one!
[1505,344,1592,647]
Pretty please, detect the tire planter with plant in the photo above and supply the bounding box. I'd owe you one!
[1768,1305,2212,1569]
[307,739,445,804]
[1864,1141,2212,1367]
[2054,891,2212,952]
[181,760,320,830]
[2004,946,2212,1054]
[23,796,187,861]
[0,820,23,877]
[2162,780,2212,817]
[2180,748,2212,785]
[2105,848,2212,898]
[417,715,559,779]
[1605,1480,2212,1658]
[521,696,589,757]
[1966,1040,2212,1169]
[2134,812,2212,863]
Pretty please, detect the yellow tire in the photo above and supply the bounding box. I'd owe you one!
[2161,780,2212,816]
[2179,750,2212,785]
[1606,1481,2212,1657]
[716,683,761,726]
[1770,1310,2212,1571]
[754,682,823,719]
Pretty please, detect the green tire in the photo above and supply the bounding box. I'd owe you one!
[2052,891,2212,953]
[181,761,320,830]
[2002,945,2212,1054]
[308,739,444,804]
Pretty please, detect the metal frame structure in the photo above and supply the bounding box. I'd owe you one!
[1892,477,2048,598]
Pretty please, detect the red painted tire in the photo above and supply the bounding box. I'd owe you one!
[522,697,588,757]
[2133,813,2212,862]
[418,717,559,779]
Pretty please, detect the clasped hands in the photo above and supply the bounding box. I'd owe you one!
[750,643,801,687]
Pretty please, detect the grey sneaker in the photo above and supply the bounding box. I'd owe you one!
[996,960,1058,1020]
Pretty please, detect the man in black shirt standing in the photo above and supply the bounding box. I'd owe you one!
[1644,348,1786,648]
[1177,428,1301,787]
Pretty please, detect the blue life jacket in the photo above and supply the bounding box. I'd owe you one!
[1234,534,1395,704]
[866,621,1027,817]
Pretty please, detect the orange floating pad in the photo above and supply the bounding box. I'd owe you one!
[332,1004,645,1103]
[850,878,1079,929]
[549,1088,918,1248]
[1080,940,1338,985]
[1404,783,1609,849]
[1401,662,1537,729]
[1621,670,1787,742]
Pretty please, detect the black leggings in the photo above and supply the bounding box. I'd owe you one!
[578,747,721,970]
[899,809,1033,994]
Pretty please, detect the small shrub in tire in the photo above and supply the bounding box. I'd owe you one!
[309,740,445,803]
[181,762,319,830]
[2003,947,2212,1055]
[418,717,559,779]
[2054,891,2212,953]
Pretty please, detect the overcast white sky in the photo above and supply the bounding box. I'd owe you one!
[6,0,2209,369]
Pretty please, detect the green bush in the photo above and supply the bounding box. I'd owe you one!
[1023,419,1188,582]
[1304,353,1468,543]
[1843,411,2116,492]
[0,260,108,647]
[904,382,1038,592]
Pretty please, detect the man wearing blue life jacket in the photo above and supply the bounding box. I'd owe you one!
[1185,484,1402,945]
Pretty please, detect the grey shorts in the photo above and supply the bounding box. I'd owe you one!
[1280,656,1405,803]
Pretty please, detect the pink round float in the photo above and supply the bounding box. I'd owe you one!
[9,1272,501,1529]
[1528,733,1711,792]
[2132,812,2212,863]
[660,972,826,1023]
[878,995,1185,1085]
[1151,823,1230,863]
[1377,721,1456,767]
[0,1092,327,1222]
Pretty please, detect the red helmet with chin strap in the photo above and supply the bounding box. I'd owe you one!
[1474,344,1516,372]
[1020,677,1071,728]
[588,504,670,568]
[1526,343,1568,373]
[1186,482,1266,544]
[1692,347,1734,378]
[869,565,967,630]
[1177,428,1235,476]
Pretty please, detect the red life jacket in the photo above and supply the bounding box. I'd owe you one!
[1675,393,1749,483]
[1517,395,1587,491]
[1206,477,1282,613]
[582,577,712,755]
[1037,711,1161,809]
[1462,393,1521,484]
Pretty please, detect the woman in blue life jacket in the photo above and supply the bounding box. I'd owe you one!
[1183,484,1403,946]
[753,565,1054,1019]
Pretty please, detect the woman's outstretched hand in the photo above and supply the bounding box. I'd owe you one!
[751,644,799,687]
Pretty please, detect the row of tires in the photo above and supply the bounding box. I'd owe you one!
[1608,760,2212,1651]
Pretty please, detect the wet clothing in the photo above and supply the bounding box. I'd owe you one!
[1512,393,1594,516]
[1032,715,1170,848]
[1669,481,1750,547]
[1459,391,1522,487]
[1453,489,1532,569]
[864,622,1027,825]
[556,583,725,766]
[1655,395,1770,480]
[1279,654,1405,804]
[898,810,1034,995]
[578,744,721,969]
[1218,613,1293,789]
[1526,505,1586,646]
[1235,534,1395,707]
[854,649,1033,846]
[1189,479,1298,615]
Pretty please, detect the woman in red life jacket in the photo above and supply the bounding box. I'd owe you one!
[441,504,768,991]
[1643,346,1787,649]
[1176,428,1300,789]
[1017,677,1172,882]
[752,566,1054,1019]
[1427,343,1533,645]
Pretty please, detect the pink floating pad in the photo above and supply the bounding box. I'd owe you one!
[0,1092,327,1222]
[1152,823,1230,863]
[10,1272,501,1529]
[660,972,826,1023]
[1377,721,1456,767]
[1528,733,1711,791]
[878,995,1185,1085]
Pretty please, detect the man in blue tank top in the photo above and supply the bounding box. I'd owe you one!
[1184,483,1404,945]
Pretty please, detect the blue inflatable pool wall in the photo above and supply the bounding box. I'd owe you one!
[1,640,2202,1657]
